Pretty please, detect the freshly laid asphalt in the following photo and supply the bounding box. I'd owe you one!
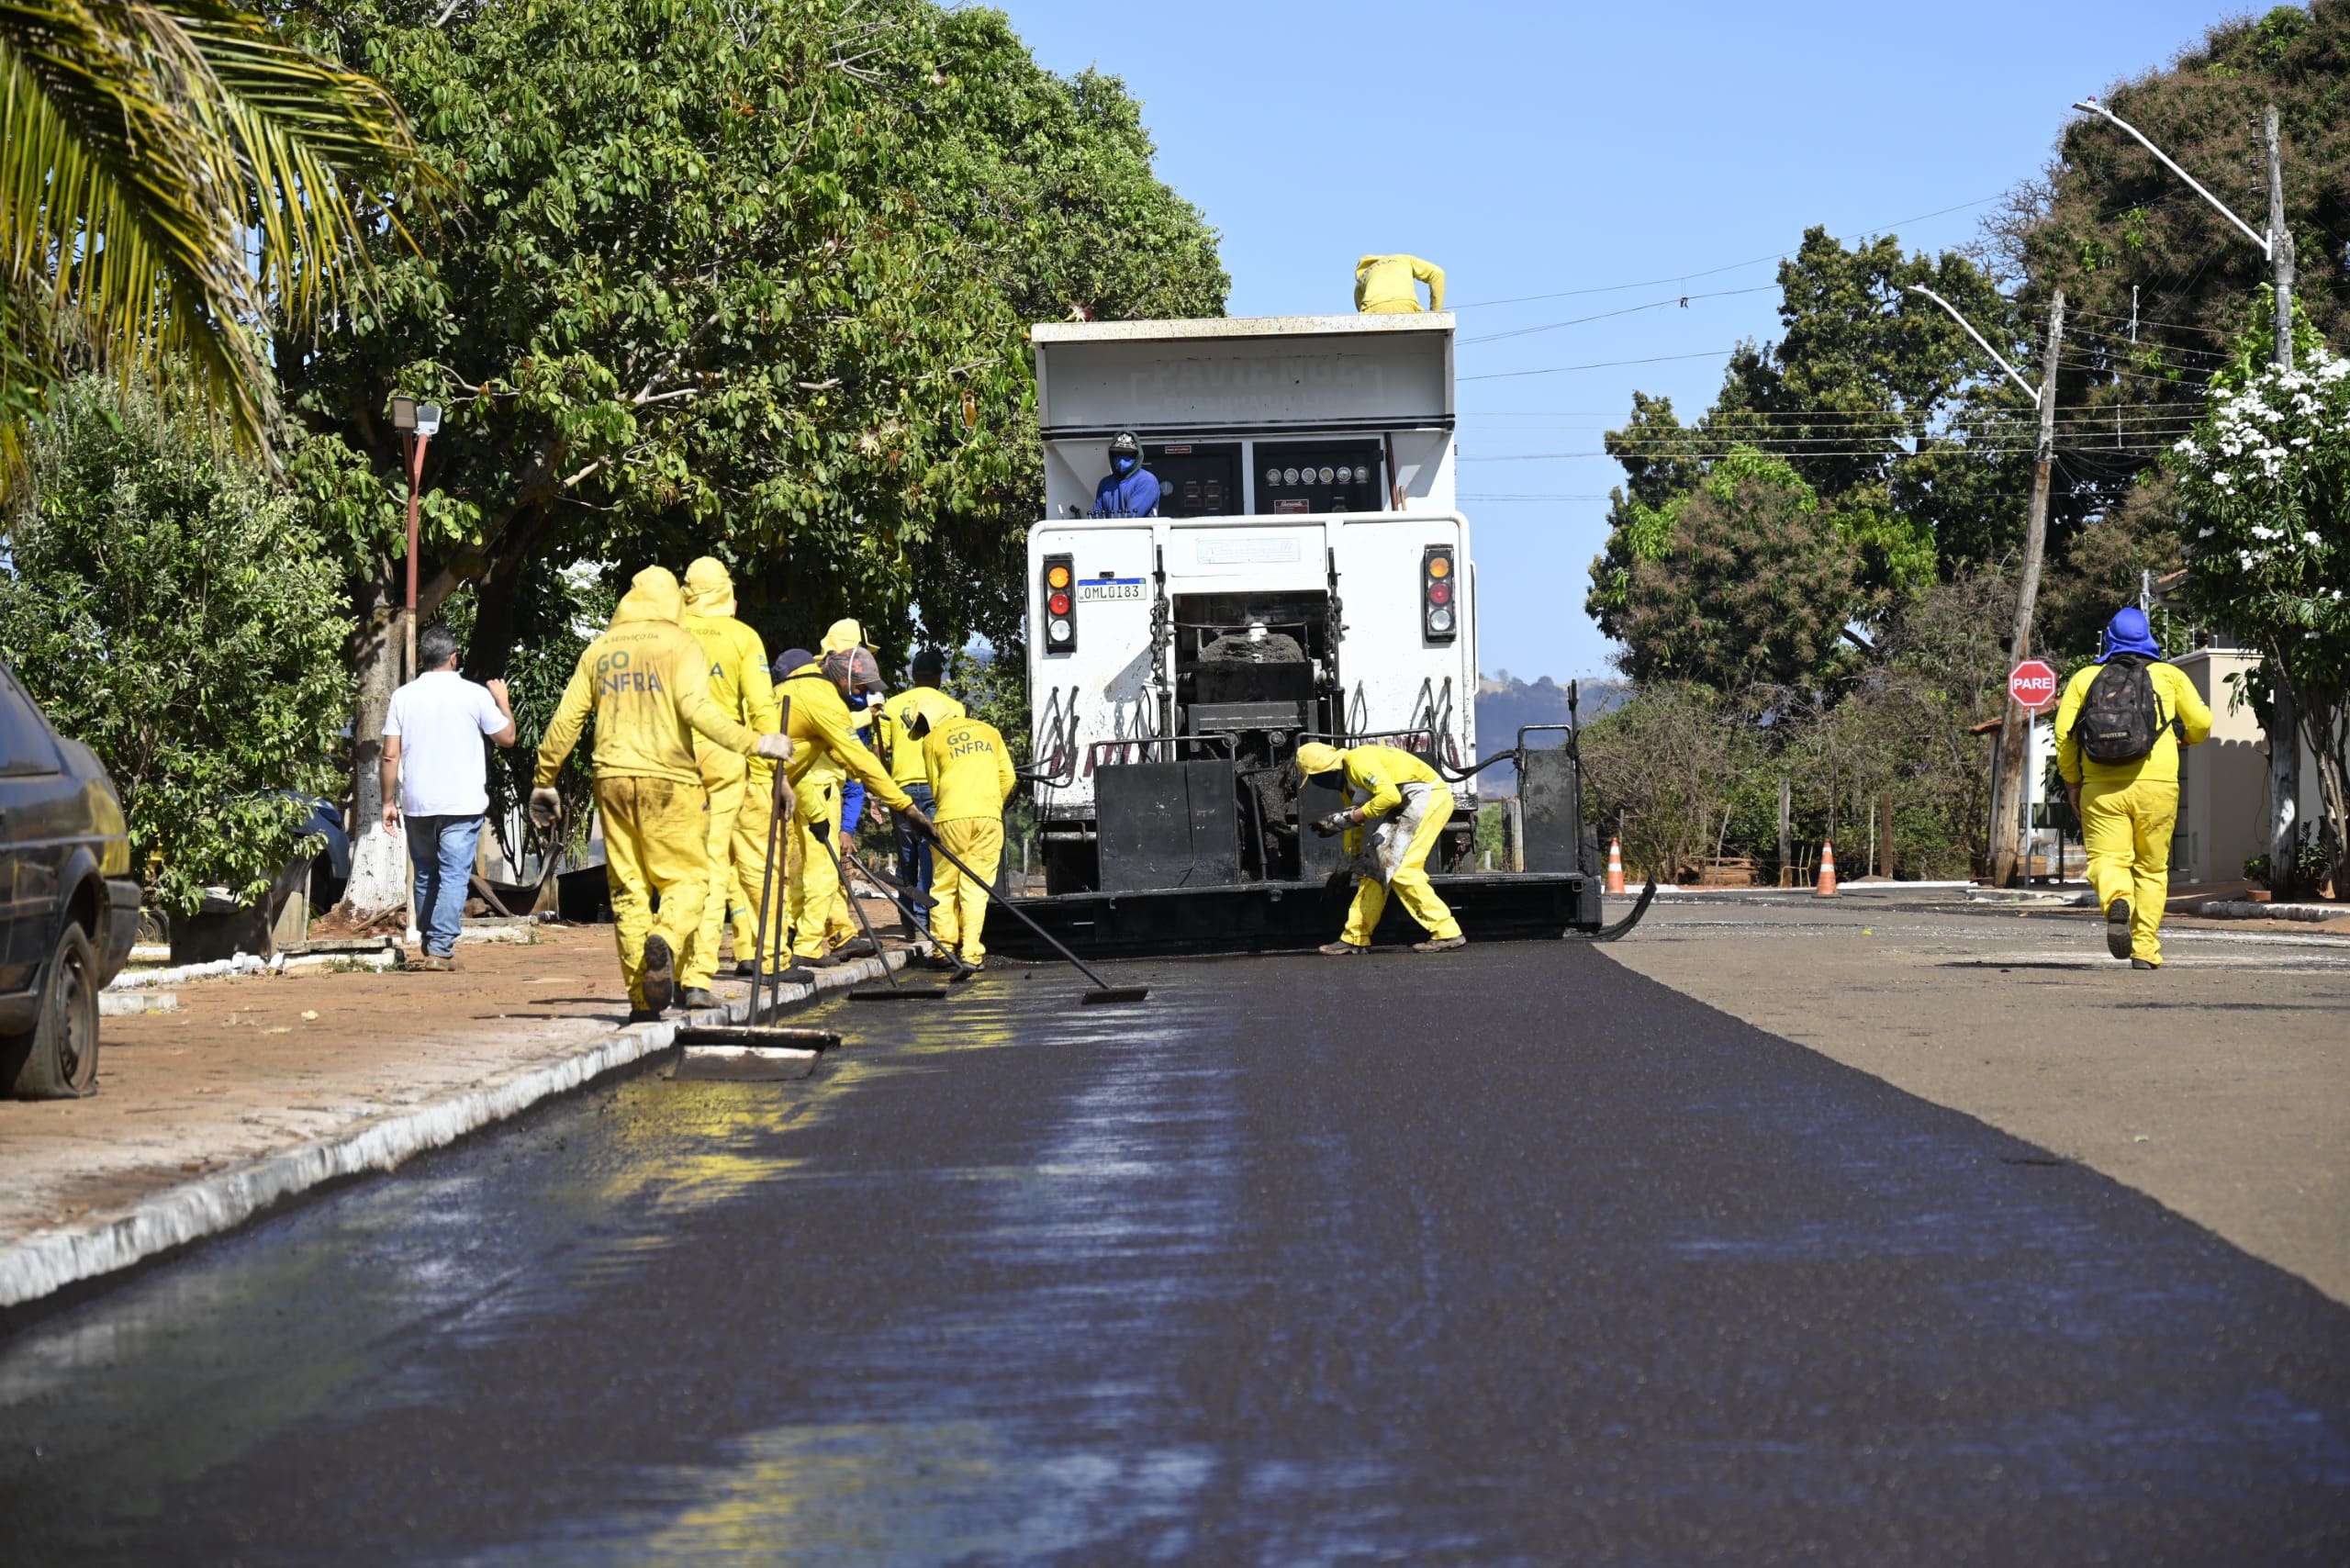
[2,941,2344,1564]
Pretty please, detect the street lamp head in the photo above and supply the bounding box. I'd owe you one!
[415,403,443,437]
[388,394,418,431]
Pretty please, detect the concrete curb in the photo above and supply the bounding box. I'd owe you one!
[2188,900,2348,924]
[0,949,906,1310]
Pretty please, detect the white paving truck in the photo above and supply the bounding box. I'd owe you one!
[993,311,1620,957]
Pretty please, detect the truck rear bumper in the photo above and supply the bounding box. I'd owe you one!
[986,872,1598,960]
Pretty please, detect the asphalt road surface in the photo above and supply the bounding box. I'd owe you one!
[3,941,2345,1564]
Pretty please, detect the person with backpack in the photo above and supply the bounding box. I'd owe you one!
[2053,607,2212,969]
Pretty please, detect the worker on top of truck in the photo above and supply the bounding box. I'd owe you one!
[1091,430,1161,518]
[1355,254,1445,314]
[1297,741,1465,956]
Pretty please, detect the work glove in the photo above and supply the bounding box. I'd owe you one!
[1309,811,1351,838]
[898,801,934,837]
[529,787,563,828]
[755,732,794,762]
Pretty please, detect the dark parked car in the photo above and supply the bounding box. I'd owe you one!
[0,661,140,1097]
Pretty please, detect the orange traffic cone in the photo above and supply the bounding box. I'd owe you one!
[1815,839,1839,897]
[1605,836,1627,895]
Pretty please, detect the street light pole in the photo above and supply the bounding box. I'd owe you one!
[1909,285,2065,887]
[386,395,442,686]
[2071,96,2300,893]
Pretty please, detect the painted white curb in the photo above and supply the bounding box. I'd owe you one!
[0,950,905,1309]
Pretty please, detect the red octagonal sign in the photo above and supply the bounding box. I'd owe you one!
[2009,658,2059,711]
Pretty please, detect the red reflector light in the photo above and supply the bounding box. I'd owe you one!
[1427,583,1450,606]
[1049,592,1071,615]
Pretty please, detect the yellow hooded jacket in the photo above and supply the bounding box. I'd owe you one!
[534,566,763,789]
[878,686,968,786]
[1355,254,1445,314]
[679,559,780,786]
[923,717,1017,823]
[2054,659,2212,788]
[774,662,914,812]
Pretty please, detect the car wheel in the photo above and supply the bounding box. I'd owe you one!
[5,923,101,1099]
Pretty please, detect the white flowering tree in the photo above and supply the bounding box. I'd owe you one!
[2172,350,2350,894]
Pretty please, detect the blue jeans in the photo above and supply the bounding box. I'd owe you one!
[895,782,934,924]
[406,814,483,958]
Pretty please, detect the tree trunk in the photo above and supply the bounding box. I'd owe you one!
[2268,655,2303,898]
[1879,787,1896,879]
[341,568,409,916]
[2300,693,2347,901]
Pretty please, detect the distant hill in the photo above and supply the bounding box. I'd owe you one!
[1474,673,1628,793]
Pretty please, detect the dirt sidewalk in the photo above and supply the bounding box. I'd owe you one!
[1606,891,2350,1303]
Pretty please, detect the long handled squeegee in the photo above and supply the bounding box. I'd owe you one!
[809,817,949,1002]
[923,835,1148,1005]
[674,699,840,1079]
[843,846,975,983]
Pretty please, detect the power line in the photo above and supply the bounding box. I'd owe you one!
[1448,194,2007,310]
[1459,285,1781,347]
[1460,349,1743,383]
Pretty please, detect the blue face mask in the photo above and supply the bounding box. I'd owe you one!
[1112,454,1136,476]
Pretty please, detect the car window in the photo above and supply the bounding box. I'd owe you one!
[0,666,63,776]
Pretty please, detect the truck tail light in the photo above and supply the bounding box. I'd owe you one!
[1043,554,1077,652]
[1423,545,1457,641]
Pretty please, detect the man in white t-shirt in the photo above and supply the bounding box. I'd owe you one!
[382,626,518,968]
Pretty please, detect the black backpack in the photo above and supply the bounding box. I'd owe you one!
[2077,655,2166,765]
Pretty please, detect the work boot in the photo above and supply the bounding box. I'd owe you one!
[1318,941,1369,957]
[1413,935,1468,953]
[733,958,761,979]
[624,1007,665,1025]
[920,952,959,972]
[797,949,841,969]
[833,935,879,958]
[678,987,718,1011]
[640,934,677,1013]
[2106,898,2132,960]
[2132,957,2159,970]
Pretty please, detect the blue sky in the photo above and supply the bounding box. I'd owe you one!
[992,0,2244,681]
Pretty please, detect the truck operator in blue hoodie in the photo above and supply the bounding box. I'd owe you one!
[1091,430,1161,518]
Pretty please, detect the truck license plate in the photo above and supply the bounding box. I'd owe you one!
[1076,577,1145,602]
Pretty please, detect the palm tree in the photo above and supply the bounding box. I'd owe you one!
[2,0,438,487]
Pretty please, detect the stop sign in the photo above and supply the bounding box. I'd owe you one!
[2009,658,2059,711]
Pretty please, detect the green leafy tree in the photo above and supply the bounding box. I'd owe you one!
[0,380,352,915]
[277,0,1223,897]
[1591,447,1860,693]
[1,0,437,486]
[2170,346,2350,892]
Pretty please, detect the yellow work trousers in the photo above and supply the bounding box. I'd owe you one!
[2082,774,2178,964]
[728,764,785,969]
[784,775,856,959]
[680,764,744,990]
[928,818,1004,962]
[1340,797,1461,946]
[596,775,709,1010]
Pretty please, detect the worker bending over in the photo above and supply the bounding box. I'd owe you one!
[532,566,791,1021]
[775,630,926,969]
[677,557,779,1006]
[1354,254,1445,314]
[914,711,1018,970]
[1297,741,1465,955]
[878,649,966,929]
[2054,606,2210,969]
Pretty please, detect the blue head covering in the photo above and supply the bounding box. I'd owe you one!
[2098,607,2161,663]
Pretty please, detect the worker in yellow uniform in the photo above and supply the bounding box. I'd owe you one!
[1297,741,1465,955]
[676,556,779,1007]
[876,648,966,932]
[2054,606,2211,969]
[913,710,1017,969]
[773,629,926,969]
[532,566,792,1021]
[1355,254,1445,314]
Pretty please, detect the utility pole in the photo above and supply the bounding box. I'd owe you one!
[1910,285,2064,886]
[2075,96,2300,893]
[2265,105,2301,895]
